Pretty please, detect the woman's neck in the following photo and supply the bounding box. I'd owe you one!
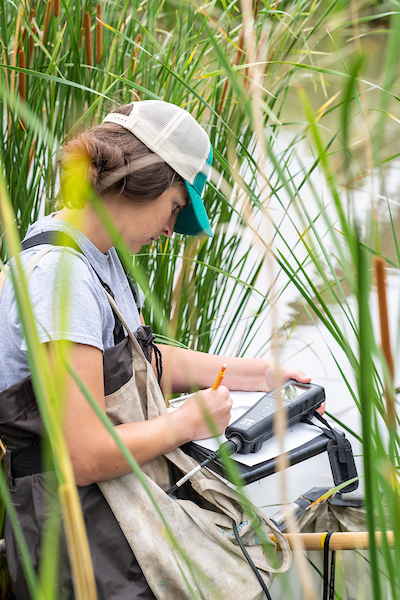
[52,206,113,254]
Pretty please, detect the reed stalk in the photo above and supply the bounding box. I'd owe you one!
[131,33,142,77]
[42,0,52,46]
[8,4,22,134]
[84,11,92,67]
[28,26,35,66]
[374,256,395,428]
[96,3,102,65]
[18,49,25,103]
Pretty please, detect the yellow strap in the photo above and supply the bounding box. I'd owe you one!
[320,532,328,549]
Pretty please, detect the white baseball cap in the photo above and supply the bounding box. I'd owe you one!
[103,101,213,237]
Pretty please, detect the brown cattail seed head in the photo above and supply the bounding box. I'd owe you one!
[96,4,102,64]
[84,12,92,66]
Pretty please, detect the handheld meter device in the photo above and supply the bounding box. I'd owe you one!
[225,380,325,454]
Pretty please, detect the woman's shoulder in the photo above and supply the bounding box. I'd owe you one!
[25,246,104,301]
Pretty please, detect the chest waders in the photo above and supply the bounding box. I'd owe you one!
[0,243,292,600]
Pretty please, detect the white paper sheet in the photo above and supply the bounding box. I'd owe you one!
[169,391,333,467]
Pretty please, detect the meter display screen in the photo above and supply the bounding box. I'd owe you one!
[272,383,307,401]
[237,383,307,430]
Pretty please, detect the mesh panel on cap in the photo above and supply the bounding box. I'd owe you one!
[135,104,210,183]
[138,101,181,134]
[167,118,209,166]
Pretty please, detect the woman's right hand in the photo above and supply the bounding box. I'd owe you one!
[177,386,233,441]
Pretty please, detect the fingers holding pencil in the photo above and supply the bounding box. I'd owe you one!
[179,368,232,440]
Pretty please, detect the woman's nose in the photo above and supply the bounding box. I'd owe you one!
[162,214,178,237]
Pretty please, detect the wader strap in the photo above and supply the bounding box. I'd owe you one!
[103,290,162,385]
[7,443,52,481]
[21,231,81,253]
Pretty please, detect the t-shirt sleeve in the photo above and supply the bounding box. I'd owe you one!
[21,249,108,351]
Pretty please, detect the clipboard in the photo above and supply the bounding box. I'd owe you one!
[171,391,340,486]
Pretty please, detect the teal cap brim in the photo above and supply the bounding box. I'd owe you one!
[174,182,213,237]
[174,148,213,237]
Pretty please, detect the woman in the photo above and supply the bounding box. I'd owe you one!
[0,101,316,599]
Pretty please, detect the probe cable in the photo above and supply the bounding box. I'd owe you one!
[165,437,242,496]
[232,521,272,600]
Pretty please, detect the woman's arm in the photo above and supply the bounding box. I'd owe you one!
[157,344,310,393]
[139,315,312,394]
[157,345,325,414]
[52,342,232,487]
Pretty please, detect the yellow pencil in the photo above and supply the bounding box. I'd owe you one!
[212,363,227,390]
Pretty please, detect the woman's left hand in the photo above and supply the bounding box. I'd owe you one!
[261,364,326,416]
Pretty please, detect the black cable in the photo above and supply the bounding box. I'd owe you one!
[329,550,336,600]
[323,532,335,600]
[232,520,272,600]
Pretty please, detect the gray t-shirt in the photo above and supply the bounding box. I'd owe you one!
[0,214,143,391]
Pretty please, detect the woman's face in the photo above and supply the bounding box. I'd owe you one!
[109,185,188,253]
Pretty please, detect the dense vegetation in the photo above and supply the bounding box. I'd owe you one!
[1,0,400,598]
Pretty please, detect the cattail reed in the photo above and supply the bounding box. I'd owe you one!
[28,140,37,170]
[28,9,35,65]
[96,4,102,64]
[42,0,52,45]
[217,79,229,116]
[235,29,245,66]
[79,26,83,50]
[218,29,245,115]
[18,49,26,102]
[85,11,92,66]
[18,49,26,129]
[53,0,60,17]
[131,33,142,76]
[29,27,35,65]
[374,257,395,428]
[253,0,259,21]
